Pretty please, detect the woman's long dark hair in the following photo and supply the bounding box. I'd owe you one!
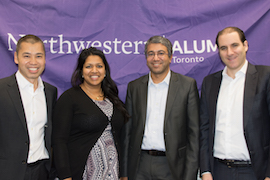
[71,47,129,121]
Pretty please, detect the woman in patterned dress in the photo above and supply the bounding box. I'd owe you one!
[52,47,129,180]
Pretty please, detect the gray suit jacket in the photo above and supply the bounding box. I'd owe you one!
[200,63,270,180]
[121,71,199,180]
[0,74,57,180]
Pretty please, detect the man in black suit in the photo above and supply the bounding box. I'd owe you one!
[200,27,270,180]
[0,35,57,180]
[121,36,199,180]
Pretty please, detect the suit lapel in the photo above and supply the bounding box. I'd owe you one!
[140,75,149,128]
[164,72,178,122]
[44,83,52,127]
[243,63,258,128]
[7,75,28,132]
[43,82,55,152]
[210,72,222,134]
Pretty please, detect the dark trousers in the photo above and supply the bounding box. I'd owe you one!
[24,159,49,180]
[135,151,173,180]
[213,158,257,180]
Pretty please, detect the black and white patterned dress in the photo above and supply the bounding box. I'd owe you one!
[83,98,119,180]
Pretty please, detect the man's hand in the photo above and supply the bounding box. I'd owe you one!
[202,173,213,180]
[120,177,128,180]
[264,177,270,180]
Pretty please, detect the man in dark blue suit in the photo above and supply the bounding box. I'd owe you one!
[200,27,270,180]
[0,35,57,180]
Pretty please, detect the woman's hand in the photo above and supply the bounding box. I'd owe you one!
[202,173,213,180]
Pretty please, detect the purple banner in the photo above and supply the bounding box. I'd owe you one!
[0,0,269,101]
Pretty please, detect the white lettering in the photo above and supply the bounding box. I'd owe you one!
[172,56,204,63]
[172,41,183,54]
[58,34,72,54]
[133,41,143,54]
[7,33,18,51]
[206,39,217,53]
[194,40,205,54]
[113,38,121,54]
[49,37,58,54]
[86,41,92,48]
[73,41,86,54]
[122,41,132,54]
[91,41,102,48]
[103,41,112,54]
[183,40,194,54]
[7,33,25,51]
[6,33,217,56]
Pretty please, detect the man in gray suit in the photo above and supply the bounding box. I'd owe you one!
[121,36,199,180]
[200,27,270,180]
[0,35,57,180]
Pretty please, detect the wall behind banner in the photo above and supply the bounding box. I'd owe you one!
[0,0,269,101]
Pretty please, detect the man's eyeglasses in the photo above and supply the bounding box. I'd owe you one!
[146,51,168,59]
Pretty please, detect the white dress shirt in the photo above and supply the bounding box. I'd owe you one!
[214,60,250,160]
[16,71,49,163]
[141,70,171,151]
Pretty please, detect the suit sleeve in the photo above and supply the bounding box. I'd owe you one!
[184,79,200,180]
[199,77,212,175]
[266,74,270,178]
[52,91,74,179]
[120,82,133,177]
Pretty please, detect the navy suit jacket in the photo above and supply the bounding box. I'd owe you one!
[122,71,200,180]
[200,63,270,180]
[0,74,57,180]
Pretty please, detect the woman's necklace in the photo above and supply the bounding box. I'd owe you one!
[82,85,104,100]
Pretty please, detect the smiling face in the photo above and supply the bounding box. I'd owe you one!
[146,43,171,81]
[218,31,248,77]
[14,42,46,84]
[82,55,106,88]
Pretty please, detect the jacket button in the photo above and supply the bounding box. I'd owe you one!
[22,160,26,164]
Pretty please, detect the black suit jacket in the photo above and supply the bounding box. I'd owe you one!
[0,74,57,180]
[121,71,200,180]
[200,63,270,180]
